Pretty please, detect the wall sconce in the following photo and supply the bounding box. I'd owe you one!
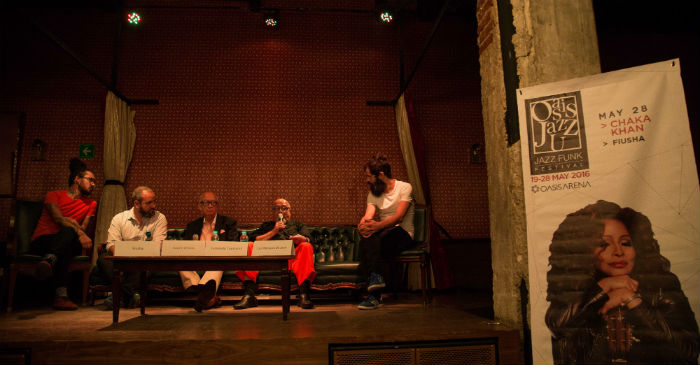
[32,139,47,161]
[470,143,484,165]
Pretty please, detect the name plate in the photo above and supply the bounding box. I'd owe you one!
[204,241,248,256]
[114,240,161,257]
[251,240,294,256]
[161,240,206,256]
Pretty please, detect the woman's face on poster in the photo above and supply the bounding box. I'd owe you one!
[594,219,636,276]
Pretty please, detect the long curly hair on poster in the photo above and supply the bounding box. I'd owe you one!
[544,200,699,364]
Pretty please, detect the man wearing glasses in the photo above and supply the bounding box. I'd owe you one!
[181,191,239,312]
[234,198,316,310]
[30,158,97,310]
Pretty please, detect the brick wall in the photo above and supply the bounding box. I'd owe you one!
[1,3,487,240]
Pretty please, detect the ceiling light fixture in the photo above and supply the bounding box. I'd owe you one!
[264,10,279,28]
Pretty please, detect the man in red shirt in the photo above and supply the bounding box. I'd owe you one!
[30,158,97,310]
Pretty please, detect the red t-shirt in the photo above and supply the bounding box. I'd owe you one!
[30,190,97,242]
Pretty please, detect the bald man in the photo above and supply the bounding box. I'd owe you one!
[181,192,239,312]
[234,198,316,310]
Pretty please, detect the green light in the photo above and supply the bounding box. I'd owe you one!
[127,12,141,25]
[379,11,393,23]
[265,17,278,27]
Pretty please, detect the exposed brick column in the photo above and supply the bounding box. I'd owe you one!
[476,0,600,344]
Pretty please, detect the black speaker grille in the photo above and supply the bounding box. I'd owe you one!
[333,348,414,365]
[416,344,496,365]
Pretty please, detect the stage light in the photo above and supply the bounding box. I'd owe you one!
[127,12,141,25]
[264,10,279,28]
[265,16,277,27]
[379,10,394,24]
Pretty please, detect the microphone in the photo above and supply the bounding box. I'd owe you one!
[278,213,288,239]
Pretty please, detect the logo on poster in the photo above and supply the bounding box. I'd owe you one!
[525,92,589,174]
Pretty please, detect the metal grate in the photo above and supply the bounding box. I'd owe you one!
[333,348,414,365]
[416,344,496,365]
[330,339,499,365]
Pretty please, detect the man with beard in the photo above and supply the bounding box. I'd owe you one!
[94,186,168,309]
[356,154,415,310]
[234,198,316,310]
[181,191,239,312]
[30,158,98,310]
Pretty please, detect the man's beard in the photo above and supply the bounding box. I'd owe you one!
[78,185,92,196]
[140,207,155,218]
[369,179,386,197]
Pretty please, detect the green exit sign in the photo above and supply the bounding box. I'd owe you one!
[79,144,94,159]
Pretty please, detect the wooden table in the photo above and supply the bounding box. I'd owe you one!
[106,255,295,323]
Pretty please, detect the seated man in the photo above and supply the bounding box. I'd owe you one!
[181,191,239,312]
[234,198,316,310]
[30,158,97,310]
[93,186,167,309]
[357,154,416,310]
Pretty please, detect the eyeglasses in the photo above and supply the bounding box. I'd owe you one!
[82,177,97,183]
[199,200,219,206]
[272,206,290,211]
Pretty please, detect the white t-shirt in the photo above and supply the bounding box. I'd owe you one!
[105,207,168,251]
[366,179,415,237]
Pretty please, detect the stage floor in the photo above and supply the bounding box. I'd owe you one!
[0,290,521,364]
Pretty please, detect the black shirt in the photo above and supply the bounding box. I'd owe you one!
[249,219,310,241]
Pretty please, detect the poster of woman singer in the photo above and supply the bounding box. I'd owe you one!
[545,200,700,364]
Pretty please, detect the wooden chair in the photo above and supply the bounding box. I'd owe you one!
[6,200,94,311]
[391,204,432,306]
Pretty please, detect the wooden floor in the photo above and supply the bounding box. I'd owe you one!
[0,290,521,365]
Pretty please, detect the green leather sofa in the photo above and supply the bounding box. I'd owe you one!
[146,205,429,300]
[147,225,364,293]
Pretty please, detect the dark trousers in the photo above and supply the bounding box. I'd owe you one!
[30,226,81,288]
[95,252,142,300]
[358,226,416,279]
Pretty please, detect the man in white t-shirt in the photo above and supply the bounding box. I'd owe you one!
[92,186,168,309]
[357,155,415,310]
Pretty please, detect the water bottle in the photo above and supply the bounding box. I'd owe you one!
[240,231,248,242]
[145,230,152,241]
[212,230,219,241]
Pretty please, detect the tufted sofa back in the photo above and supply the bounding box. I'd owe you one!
[164,205,427,264]
[307,226,360,263]
[165,225,361,263]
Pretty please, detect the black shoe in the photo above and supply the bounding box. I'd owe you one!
[298,280,314,309]
[234,294,258,310]
[194,280,217,312]
[34,253,58,280]
[35,260,53,280]
[298,292,314,309]
[185,284,202,294]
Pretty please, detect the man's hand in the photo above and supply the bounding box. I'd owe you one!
[358,220,378,238]
[274,221,286,232]
[290,234,308,244]
[78,232,93,249]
